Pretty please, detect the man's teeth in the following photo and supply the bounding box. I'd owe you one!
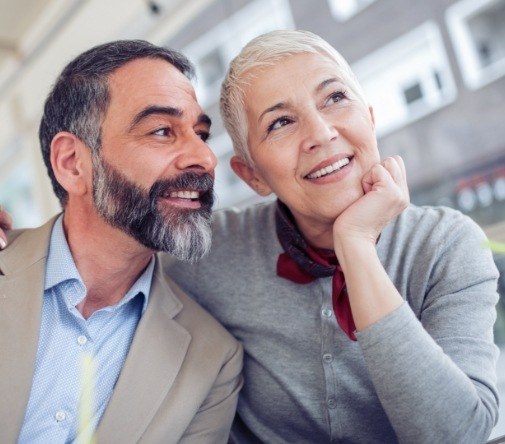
[306,157,350,179]
[169,190,200,199]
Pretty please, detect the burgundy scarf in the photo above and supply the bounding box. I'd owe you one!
[275,200,356,341]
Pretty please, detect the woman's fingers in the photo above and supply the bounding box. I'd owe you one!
[0,205,13,250]
[379,156,409,200]
[380,156,404,184]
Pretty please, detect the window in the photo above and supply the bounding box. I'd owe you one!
[446,0,505,89]
[327,0,377,21]
[402,82,423,105]
[352,22,457,137]
[182,0,294,107]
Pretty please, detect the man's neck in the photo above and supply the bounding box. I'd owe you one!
[62,209,154,319]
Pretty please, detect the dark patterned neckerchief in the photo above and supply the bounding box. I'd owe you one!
[275,200,356,341]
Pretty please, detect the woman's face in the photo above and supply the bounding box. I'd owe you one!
[234,52,380,238]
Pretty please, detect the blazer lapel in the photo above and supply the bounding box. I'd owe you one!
[0,217,57,443]
[96,257,191,442]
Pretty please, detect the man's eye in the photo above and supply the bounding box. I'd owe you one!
[267,117,292,133]
[198,131,211,142]
[152,127,171,137]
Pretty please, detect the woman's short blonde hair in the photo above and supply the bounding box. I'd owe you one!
[220,29,367,166]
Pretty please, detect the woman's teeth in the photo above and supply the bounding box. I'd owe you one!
[169,190,200,199]
[306,157,350,179]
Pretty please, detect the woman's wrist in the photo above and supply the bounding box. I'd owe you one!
[333,233,378,271]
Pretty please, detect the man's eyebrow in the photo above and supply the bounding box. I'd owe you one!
[129,106,212,130]
[130,105,183,130]
[198,113,212,128]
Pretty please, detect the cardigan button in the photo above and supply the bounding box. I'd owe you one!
[322,308,332,318]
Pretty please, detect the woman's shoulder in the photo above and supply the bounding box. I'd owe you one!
[211,199,277,238]
[380,204,490,264]
[392,204,483,239]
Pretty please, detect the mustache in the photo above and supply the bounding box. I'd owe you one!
[149,172,215,209]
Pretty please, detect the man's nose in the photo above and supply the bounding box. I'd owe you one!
[175,134,218,174]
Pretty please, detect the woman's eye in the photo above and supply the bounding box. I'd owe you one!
[267,117,292,133]
[327,90,347,105]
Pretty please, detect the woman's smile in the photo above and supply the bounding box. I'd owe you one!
[304,155,354,181]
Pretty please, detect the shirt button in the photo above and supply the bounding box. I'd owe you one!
[55,410,67,422]
[77,335,88,346]
[323,353,333,363]
[322,308,332,318]
[327,398,337,409]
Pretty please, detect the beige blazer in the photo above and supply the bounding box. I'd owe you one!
[0,217,243,443]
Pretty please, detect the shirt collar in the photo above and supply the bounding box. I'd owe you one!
[45,215,154,314]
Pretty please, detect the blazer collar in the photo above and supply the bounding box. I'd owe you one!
[95,255,190,442]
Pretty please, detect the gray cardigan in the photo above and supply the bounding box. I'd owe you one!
[164,202,499,443]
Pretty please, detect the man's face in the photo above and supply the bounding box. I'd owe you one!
[91,57,217,261]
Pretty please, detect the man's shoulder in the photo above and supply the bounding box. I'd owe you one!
[0,218,57,275]
[4,217,57,246]
[4,225,45,246]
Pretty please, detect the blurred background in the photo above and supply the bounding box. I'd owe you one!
[0,0,504,437]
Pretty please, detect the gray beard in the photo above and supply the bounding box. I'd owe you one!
[91,154,214,262]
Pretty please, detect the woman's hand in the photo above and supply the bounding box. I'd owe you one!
[0,205,13,250]
[333,155,409,247]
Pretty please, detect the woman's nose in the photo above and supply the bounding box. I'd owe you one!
[300,112,339,152]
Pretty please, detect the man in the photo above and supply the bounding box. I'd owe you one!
[0,40,242,443]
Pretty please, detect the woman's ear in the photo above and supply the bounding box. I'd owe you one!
[230,155,272,197]
[369,106,375,128]
[50,132,90,198]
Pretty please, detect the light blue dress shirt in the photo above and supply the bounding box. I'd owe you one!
[18,216,155,444]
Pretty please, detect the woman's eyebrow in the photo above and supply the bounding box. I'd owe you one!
[258,78,344,122]
[316,77,340,92]
[258,102,288,124]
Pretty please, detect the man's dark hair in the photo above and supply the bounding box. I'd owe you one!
[39,40,195,206]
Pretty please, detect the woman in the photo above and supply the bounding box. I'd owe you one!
[0,30,499,443]
[170,30,499,443]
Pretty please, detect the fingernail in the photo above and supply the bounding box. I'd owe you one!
[0,238,6,250]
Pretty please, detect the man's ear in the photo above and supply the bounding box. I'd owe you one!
[50,132,90,197]
[230,155,272,197]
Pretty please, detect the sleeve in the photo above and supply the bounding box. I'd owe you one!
[356,213,500,444]
[179,339,244,443]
